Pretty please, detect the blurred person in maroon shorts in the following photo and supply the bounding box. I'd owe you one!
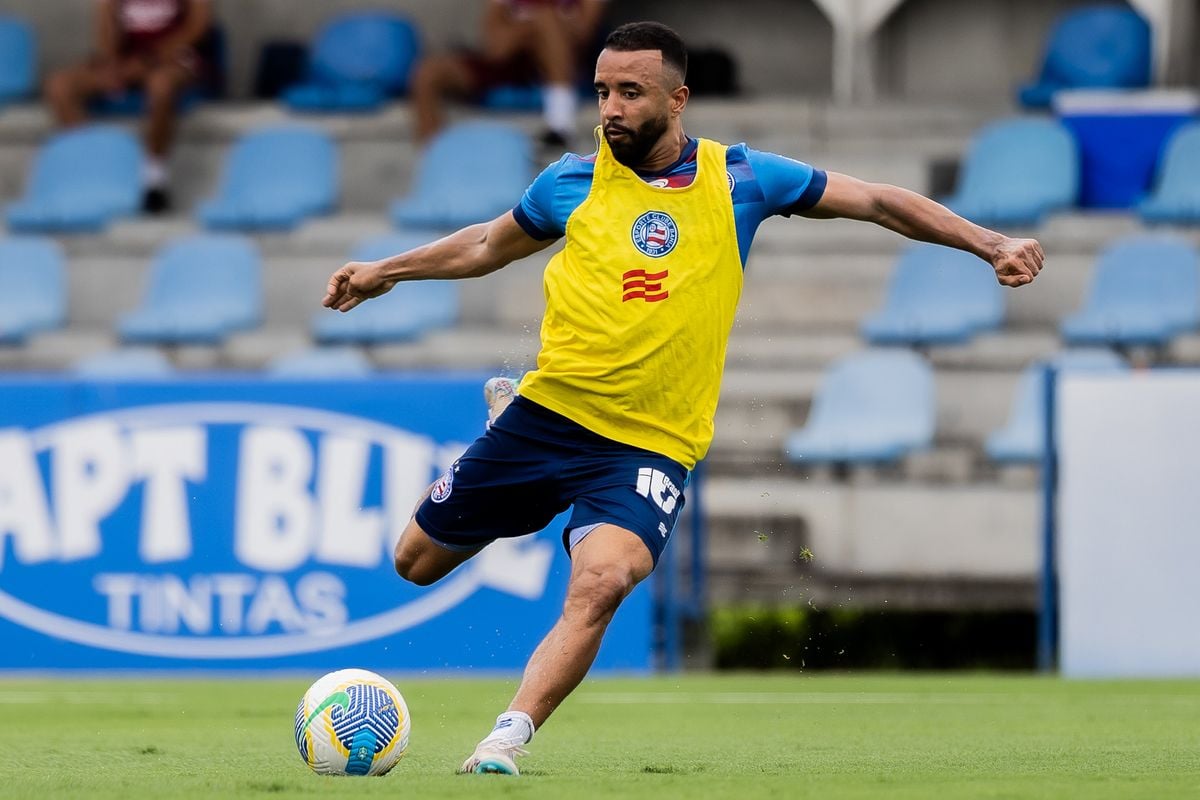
[44,0,213,214]
[411,0,607,146]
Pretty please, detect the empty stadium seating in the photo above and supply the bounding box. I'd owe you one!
[0,238,65,344]
[73,347,175,379]
[5,125,142,233]
[942,118,1079,226]
[861,244,1004,346]
[198,125,338,230]
[118,235,263,345]
[1060,234,1200,348]
[391,121,533,229]
[283,12,420,112]
[0,16,35,107]
[1139,122,1200,225]
[986,349,1127,463]
[267,346,375,378]
[783,349,935,464]
[312,232,458,344]
[1018,6,1151,109]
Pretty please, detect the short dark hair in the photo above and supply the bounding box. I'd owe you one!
[603,22,687,82]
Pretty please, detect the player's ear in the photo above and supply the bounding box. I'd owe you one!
[670,84,689,117]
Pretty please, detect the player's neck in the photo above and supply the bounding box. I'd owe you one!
[634,127,689,174]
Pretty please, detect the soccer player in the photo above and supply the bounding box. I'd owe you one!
[323,21,1044,776]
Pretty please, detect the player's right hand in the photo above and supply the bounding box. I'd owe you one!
[989,237,1044,288]
[322,261,395,312]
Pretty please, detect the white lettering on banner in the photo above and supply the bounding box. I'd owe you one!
[0,430,56,571]
[51,420,131,562]
[235,426,315,572]
[315,433,383,568]
[213,573,257,634]
[0,401,559,659]
[132,427,207,563]
[93,571,349,636]
[94,573,137,630]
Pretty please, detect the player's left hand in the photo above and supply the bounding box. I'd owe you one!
[990,237,1044,288]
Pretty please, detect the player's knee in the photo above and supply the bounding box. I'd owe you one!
[565,565,636,627]
[392,541,424,584]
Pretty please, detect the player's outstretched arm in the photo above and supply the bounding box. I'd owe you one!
[802,172,1044,288]
[322,211,553,312]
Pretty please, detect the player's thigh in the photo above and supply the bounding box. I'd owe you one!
[566,455,689,569]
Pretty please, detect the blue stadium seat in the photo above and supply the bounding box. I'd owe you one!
[283,13,419,112]
[986,349,1126,463]
[198,126,337,231]
[312,232,459,344]
[783,350,935,464]
[1060,234,1200,347]
[0,17,36,106]
[391,122,532,229]
[73,348,175,379]
[861,244,1004,346]
[1139,122,1200,225]
[0,238,65,344]
[5,125,142,233]
[942,118,1078,227]
[267,346,375,378]
[118,235,262,344]
[1019,6,1151,109]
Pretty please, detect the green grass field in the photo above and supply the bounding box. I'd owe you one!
[2,674,1197,799]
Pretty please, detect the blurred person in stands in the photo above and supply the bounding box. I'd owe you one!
[325,22,1045,776]
[411,0,607,146]
[44,0,213,214]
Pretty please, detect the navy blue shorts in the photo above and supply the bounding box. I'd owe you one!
[415,396,688,565]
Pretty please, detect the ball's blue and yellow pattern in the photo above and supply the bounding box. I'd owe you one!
[294,668,410,776]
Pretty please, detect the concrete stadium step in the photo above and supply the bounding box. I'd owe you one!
[701,476,1039,580]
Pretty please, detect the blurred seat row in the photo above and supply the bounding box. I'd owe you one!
[9,112,1200,236]
[784,347,1126,468]
[4,120,533,234]
[5,232,1194,351]
[944,117,1200,227]
[0,232,458,347]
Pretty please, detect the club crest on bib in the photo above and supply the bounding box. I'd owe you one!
[631,211,679,258]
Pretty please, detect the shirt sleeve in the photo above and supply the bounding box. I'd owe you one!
[745,147,827,217]
[512,157,568,241]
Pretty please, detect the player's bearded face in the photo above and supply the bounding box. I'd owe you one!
[604,111,670,167]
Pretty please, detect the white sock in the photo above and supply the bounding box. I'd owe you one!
[543,84,576,136]
[480,711,534,747]
[143,157,168,189]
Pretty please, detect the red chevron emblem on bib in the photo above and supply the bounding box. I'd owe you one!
[622,269,669,302]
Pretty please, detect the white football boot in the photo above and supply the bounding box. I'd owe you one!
[458,741,528,775]
[483,376,519,428]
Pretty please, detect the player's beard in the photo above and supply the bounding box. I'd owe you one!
[604,113,670,168]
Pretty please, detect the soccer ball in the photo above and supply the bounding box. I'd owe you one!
[294,668,411,776]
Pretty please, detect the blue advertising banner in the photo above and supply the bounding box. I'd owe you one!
[0,375,652,671]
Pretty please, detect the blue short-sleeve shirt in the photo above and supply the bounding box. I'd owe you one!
[512,138,826,267]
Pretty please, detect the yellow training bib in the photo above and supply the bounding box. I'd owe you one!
[518,134,743,469]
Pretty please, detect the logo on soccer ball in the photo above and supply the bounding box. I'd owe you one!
[631,211,678,258]
[430,463,455,503]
